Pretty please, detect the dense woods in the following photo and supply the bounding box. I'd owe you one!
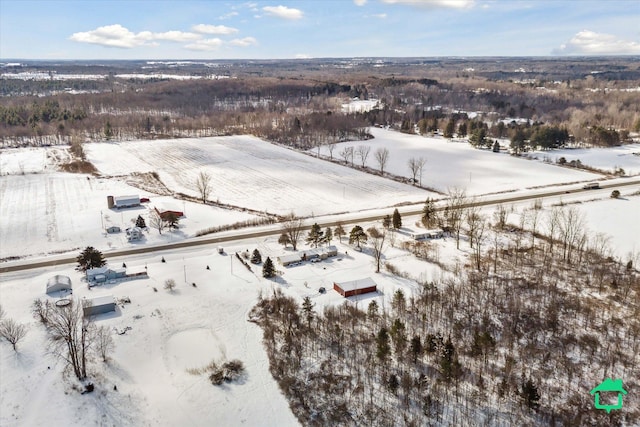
[249,204,640,426]
[1,57,638,149]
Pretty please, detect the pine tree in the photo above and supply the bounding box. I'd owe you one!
[444,119,455,138]
[301,296,314,328]
[349,225,367,248]
[421,198,437,228]
[376,327,391,363]
[392,208,402,229]
[251,249,262,264]
[522,376,541,410]
[324,227,332,244]
[410,335,423,363]
[334,223,345,243]
[458,121,468,137]
[306,223,323,248]
[278,232,291,248]
[382,214,391,229]
[135,215,146,228]
[262,257,275,278]
[76,246,106,272]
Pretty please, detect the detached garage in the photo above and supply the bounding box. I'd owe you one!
[46,275,72,294]
[333,277,377,298]
[83,295,116,317]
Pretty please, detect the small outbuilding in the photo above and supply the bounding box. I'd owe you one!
[333,277,377,297]
[83,295,116,317]
[108,195,141,209]
[106,226,121,234]
[278,253,302,266]
[46,275,72,294]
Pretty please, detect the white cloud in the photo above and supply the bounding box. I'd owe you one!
[262,5,304,20]
[219,11,239,20]
[381,0,475,8]
[295,54,313,59]
[152,31,201,42]
[192,24,239,35]
[354,0,368,5]
[184,38,224,51]
[70,24,149,48]
[70,24,200,48]
[372,13,387,18]
[229,37,258,47]
[554,30,640,55]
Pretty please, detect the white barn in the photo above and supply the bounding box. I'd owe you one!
[46,275,72,294]
[83,295,116,317]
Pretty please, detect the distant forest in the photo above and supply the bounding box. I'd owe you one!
[1,57,639,150]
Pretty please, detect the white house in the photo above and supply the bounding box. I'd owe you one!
[126,226,143,241]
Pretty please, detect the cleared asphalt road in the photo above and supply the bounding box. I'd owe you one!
[1,178,638,274]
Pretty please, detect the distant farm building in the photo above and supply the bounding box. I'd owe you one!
[83,295,116,317]
[86,266,127,283]
[154,206,184,221]
[106,226,121,234]
[108,195,141,209]
[333,277,378,298]
[278,253,301,266]
[46,275,72,294]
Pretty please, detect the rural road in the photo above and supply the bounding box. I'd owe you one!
[1,178,638,274]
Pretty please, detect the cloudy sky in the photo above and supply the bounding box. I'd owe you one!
[1,0,639,59]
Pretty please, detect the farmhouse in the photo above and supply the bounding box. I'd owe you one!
[82,295,116,317]
[107,195,141,209]
[86,266,127,283]
[46,275,72,294]
[278,246,339,266]
[333,277,378,297]
[126,226,143,241]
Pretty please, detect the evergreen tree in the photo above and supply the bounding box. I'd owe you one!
[421,198,437,228]
[262,257,275,278]
[251,249,262,264]
[410,335,423,363]
[278,232,291,248]
[492,140,500,152]
[522,376,541,410]
[444,119,455,138]
[376,327,391,363]
[334,223,345,243]
[324,227,333,244]
[440,336,462,383]
[301,296,314,328]
[349,225,367,248]
[76,246,106,273]
[469,128,487,147]
[382,214,391,229]
[392,208,402,229]
[458,121,468,137]
[135,215,146,228]
[387,374,399,394]
[306,223,323,248]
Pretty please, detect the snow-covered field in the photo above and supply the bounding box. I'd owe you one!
[315,127,604,194]
[526,143,640,176]
[0,147,259,261]
[84,135,431,217]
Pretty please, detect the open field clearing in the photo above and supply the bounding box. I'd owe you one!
[84,135,433,217]
[0,165,258,260]
[526,143,640,176]
[315,127,604,194]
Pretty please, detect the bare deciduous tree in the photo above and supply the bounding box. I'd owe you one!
[0,318,28,351]
[164,278,177,292]
[340,146,354,166]
[367,226,387,273]
[150,209,165,235]
[407,157,426,186]
[356,145,371,168]
[446,187,467,249]
[195,171,212,203]
[44,299,93,380]
[375,147,390,175]
[95,325,114,362]
[327,142,336,160]
[281,212,304,251]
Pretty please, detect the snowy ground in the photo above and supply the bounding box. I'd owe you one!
[314,127,604,194]
[84,135,432,217]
